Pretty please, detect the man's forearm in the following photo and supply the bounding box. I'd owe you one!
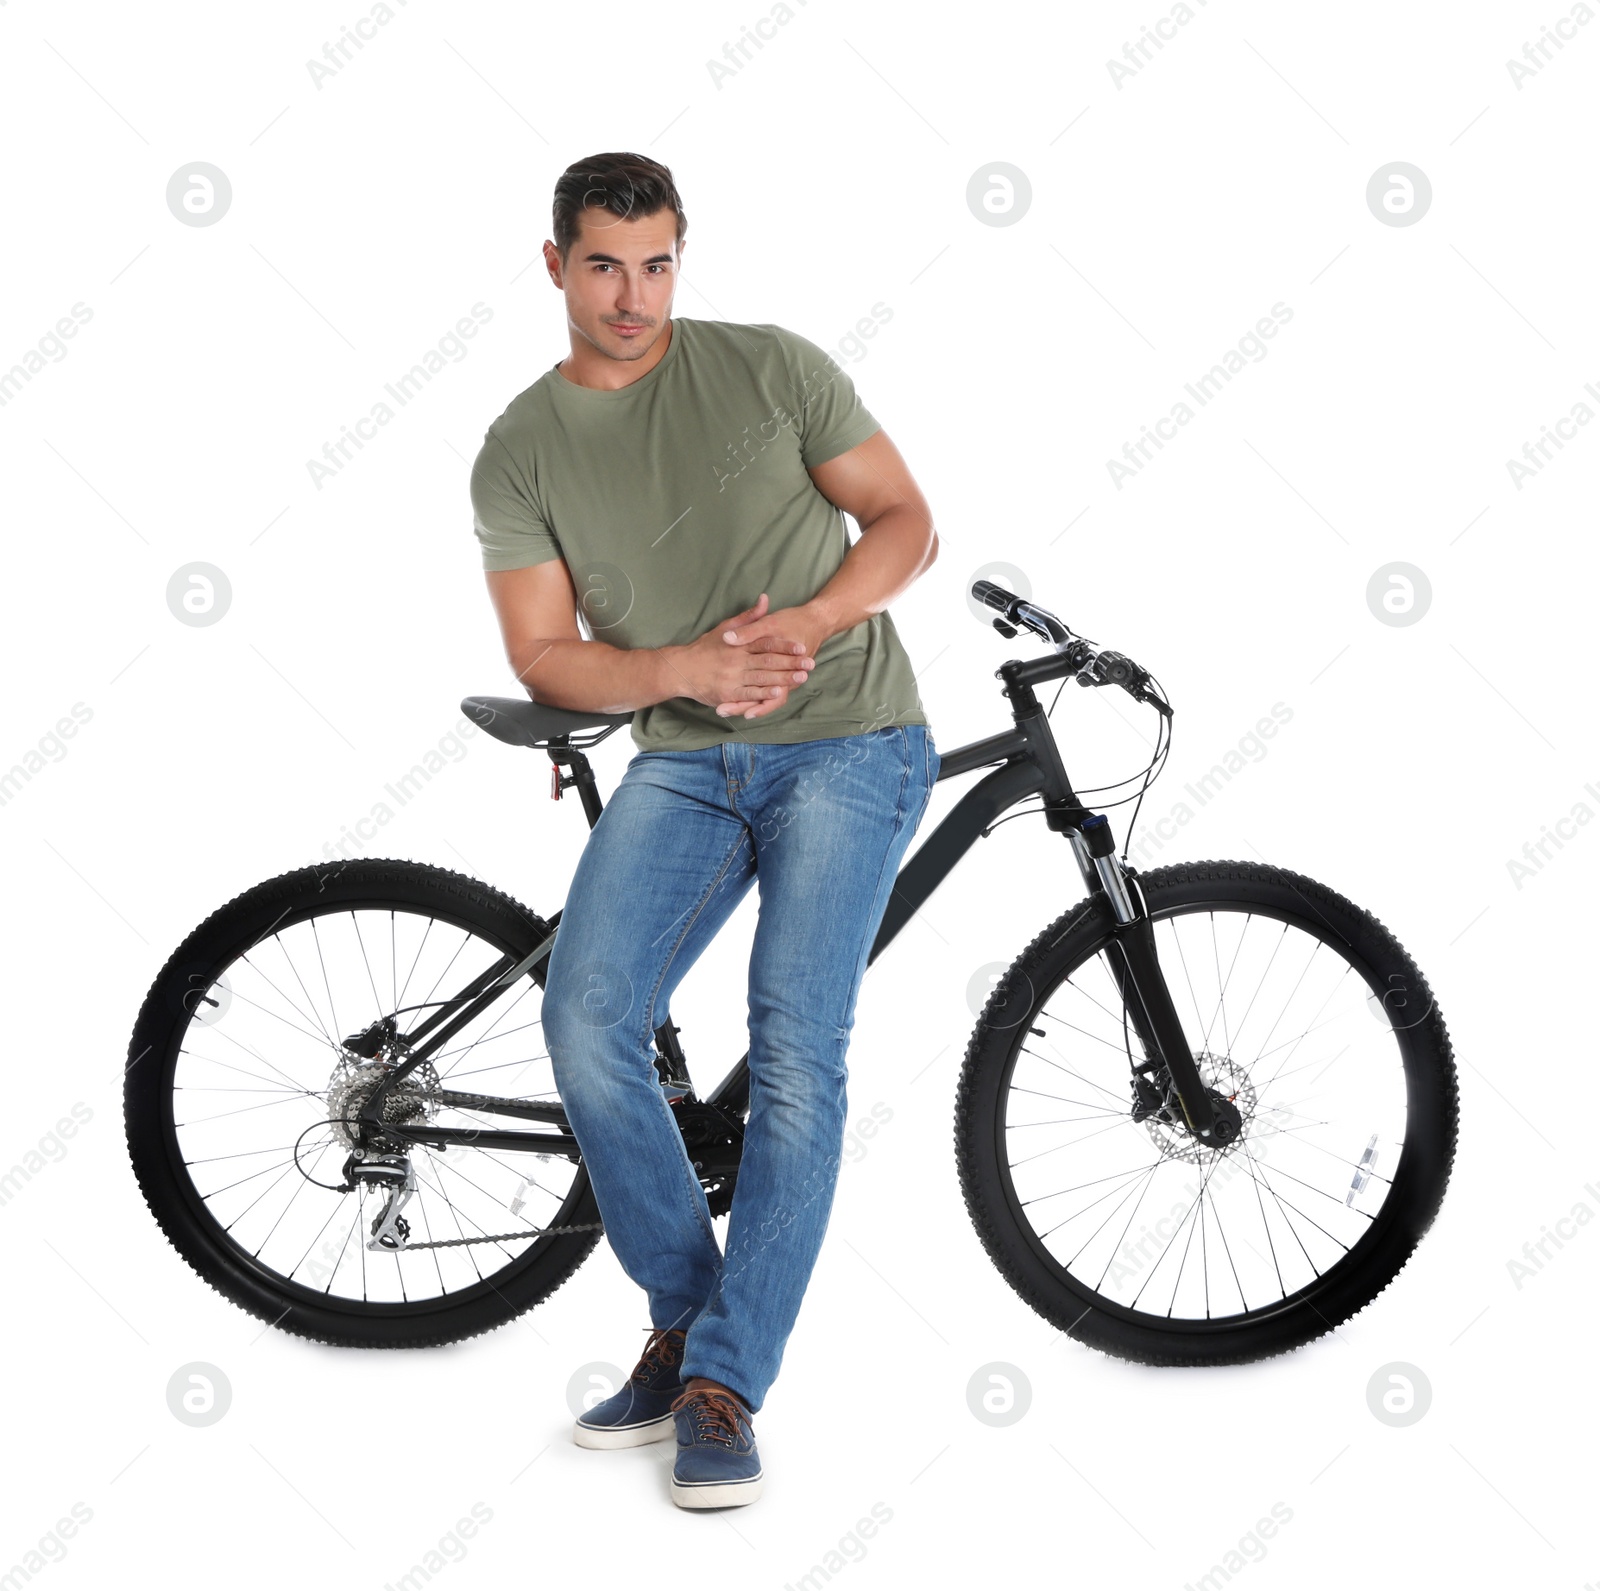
[511,637,682,715]
[802,504,938,644]
[507,502,935,712]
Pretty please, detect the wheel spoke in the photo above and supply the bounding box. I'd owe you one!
[1009,1111,1145,1170]
[272,929,340,1052]
[1086,1162,1163,1289]
[435,980,542,1084]
[1019,1036,1134,1106]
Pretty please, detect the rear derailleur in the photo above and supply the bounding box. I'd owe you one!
[336,1152,416,1250]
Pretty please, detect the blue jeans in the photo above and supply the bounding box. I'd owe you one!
[542,723,939,1413]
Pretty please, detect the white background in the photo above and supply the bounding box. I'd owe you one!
[2,0,1595,1586]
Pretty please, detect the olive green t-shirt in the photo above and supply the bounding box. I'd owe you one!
[469,316,930,753]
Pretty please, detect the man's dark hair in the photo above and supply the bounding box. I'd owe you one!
[552,152,687,264]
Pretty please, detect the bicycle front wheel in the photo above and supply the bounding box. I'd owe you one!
[955,859,1458,1365]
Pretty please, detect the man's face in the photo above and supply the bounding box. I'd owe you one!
[545,204,682,364]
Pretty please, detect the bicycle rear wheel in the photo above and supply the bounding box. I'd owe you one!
[955,859,1458,1365]
[124,859,601,1347]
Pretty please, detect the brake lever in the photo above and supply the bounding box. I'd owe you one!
[1135,685,1174,719]
[1073,647,1174,717]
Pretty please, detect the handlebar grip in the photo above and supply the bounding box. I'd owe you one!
[971,579,1019,616]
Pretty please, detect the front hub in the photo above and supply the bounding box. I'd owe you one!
[1132,1051,1255,1161]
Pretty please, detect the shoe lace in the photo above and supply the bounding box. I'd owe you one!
[630,1326,686,1385]
[670,1385,747,1447]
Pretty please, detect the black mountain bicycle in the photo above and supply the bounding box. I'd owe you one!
[124,581,1457,1365]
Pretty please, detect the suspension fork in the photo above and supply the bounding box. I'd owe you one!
[1065,817,1225,1143]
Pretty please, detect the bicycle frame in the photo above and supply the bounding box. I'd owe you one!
[358,648,1228,1163]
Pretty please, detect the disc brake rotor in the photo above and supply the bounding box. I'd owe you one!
[1142,1051,1257,1164]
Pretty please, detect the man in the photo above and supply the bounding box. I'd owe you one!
[469,152,940,1508]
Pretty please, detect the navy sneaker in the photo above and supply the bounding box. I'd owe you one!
[573,1327,687,1449]
[669,1384,764,1508]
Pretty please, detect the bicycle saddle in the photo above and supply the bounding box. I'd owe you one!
[460,695,634,749]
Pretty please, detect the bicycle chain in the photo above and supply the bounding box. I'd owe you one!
[395,1219,604,1251]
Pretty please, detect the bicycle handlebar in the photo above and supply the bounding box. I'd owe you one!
[971,579,1171,716]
